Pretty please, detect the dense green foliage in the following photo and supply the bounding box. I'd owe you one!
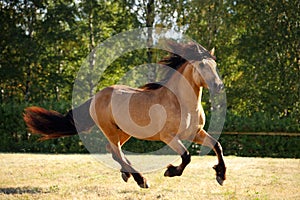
[0,0,299,157]
[1,102,299,158]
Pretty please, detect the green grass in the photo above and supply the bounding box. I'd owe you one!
[0,154,299,199]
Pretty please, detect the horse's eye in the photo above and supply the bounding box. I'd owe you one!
[199,63,205,68]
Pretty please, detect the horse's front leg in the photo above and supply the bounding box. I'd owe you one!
[163,136,191,177]
[192,129,226,185]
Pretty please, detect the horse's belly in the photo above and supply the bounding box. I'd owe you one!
[110,91,174,139]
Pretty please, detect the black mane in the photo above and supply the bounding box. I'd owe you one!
[140,41,213,90]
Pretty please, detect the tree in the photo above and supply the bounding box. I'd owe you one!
[0,0,80,102]
[234,1,300,122]
[74,0,141,96]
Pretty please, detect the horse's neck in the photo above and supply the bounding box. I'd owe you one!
[163,63,202,110]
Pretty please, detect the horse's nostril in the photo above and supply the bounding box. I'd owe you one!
[215,83,224,92]
[219,83,224,91]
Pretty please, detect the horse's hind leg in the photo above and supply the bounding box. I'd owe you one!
[191,129,226,185]
[109,140,149,188]
[162,136,191,177]
[106,132,132,182]
[104,130,148,188]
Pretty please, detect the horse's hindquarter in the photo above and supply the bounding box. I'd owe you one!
[89,87,114,130]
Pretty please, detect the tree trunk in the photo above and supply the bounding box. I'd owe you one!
[88,8,96,97]
[146,0,156,82]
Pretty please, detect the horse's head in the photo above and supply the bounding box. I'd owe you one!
[159,41,224,93]
[192,48,224,93]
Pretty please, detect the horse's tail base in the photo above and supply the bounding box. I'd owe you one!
[23,99,94,140]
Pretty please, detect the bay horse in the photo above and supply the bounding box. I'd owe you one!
[24,42,226,188]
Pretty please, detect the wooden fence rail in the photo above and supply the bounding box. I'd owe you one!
[222,132,300,137]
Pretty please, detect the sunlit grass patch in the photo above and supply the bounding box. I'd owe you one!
[0,154,299,199]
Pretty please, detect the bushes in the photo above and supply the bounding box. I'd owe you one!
[0,102,299,158]
[204,134,299,158]
[203,110,300,158]
[0,102,87,153]
[223,111,300,133]
[111,134,300,158]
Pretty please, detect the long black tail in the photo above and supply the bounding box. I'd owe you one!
[23,99,95,140]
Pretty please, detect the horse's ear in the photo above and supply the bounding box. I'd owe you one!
[210,47,215,56]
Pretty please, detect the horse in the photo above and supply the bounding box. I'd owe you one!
[23,41,226,188]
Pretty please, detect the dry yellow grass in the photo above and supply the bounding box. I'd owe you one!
[0,154,299,200]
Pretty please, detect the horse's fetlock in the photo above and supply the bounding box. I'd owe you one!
[181,151,191,165]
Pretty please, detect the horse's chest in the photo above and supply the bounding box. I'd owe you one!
[183,111,201,130]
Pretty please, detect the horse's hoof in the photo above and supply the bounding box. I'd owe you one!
[213,164,226,186]
[138,181,150,189]
[164,165,181,177]
[121,172,129,182]
[216,176,224,186]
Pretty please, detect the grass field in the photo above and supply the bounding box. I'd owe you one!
[0,154,299,200]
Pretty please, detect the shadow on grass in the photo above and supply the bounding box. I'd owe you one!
[0,186,48,195]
